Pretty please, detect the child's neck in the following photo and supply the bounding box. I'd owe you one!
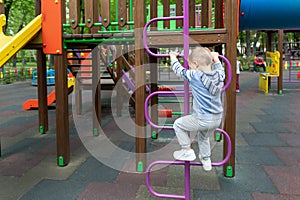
[199,65,212,73]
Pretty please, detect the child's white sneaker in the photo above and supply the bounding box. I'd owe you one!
[173,149,196,161]
[200,157,212,171]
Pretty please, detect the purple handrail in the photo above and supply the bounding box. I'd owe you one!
[219,55,232,92]
[122,70,136,92]
[146,128,232,199]
[144,91,188,130]
[143,16,184,58]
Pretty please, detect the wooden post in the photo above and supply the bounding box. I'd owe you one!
[201,0,212,28]
[149,50,158,139]
[116,45,123,116]
[214,0,224,54]
[75,76,82,114]
[224,0,237,178]
[149,1,158,139]
[89,0,101,135]
[35,0,48,134]
[134,0,146,172]
[92,47,101,136]
[36,51,48,133]
[215,0,224,29]
[55,52,70,166]
[278,30,284,94]
[55,0,70,166]
[266,31,273,51]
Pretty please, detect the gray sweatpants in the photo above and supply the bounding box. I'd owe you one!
[173,115,222,159]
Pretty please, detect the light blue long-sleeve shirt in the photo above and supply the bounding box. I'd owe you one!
[171,58,225,120]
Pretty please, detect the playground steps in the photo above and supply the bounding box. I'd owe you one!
[67,49,135,104]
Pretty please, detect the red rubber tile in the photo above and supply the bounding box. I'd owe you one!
[252,192,300,200]
[273,147,300,166]
[264,166,300,196]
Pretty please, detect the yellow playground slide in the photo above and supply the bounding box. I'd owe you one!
[0,14,42,67]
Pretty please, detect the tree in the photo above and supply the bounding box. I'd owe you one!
[4,0,35,67]
[5,0,35,36]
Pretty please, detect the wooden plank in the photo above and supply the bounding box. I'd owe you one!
[223,0,237,178]
[176,0,183,28]
[201,0,212,28]
[163,0,170,29]
[85,0,94,28]
[189,0,195,28]
[134,0,146,172]
[118,0,127,29]
[215,0,224,28]
[121,55,135,78]
[91,0,100,33]
[101,0,110,28]
[150,0,158,30]
[69,0,80,29]
[146,29,228,46]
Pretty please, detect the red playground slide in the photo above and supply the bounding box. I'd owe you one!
[22,72,74,110]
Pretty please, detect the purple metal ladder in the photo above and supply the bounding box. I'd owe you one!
[142,0,232,199]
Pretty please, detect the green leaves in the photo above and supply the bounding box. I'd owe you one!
[5,0,35,35]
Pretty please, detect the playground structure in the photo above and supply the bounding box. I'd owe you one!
[0,0,238,175]
[0,0,300,194]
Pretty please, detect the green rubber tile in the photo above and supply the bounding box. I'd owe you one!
[242,133,287,146]
[256,114,290,123]
[250,122,289,133]
[236,146,284,165]
[215,165,278,194]
[193,190,253,200]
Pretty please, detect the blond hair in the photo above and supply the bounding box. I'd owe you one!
[188,47,213,68]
